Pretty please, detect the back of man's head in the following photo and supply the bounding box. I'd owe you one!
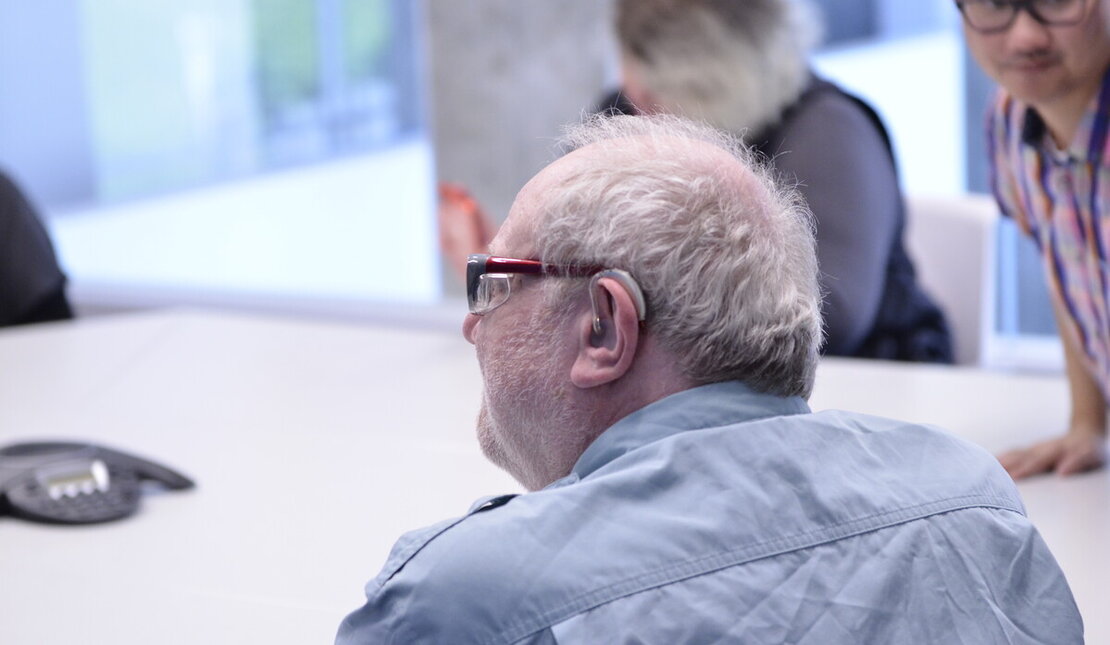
[536,114,821,398]
[615,0,820,135]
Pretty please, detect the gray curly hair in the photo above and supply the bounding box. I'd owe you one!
[535,114,822,398]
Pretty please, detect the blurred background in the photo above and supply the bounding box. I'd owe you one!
[0,0,1057,368]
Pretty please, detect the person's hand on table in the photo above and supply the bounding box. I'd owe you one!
[997,426,1107,479]
[439,182,496,281]
[1000,296,1110,480]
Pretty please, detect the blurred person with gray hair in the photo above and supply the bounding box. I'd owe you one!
[339,114,1078,643]
[604,0,951,361]
[442,0,952,362]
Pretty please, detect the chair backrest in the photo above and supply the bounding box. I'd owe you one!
[903,193,999,366]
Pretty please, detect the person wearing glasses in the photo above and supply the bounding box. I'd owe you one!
[958,0,1110,478]
[441,0,953,363]
[337,115,1079,643]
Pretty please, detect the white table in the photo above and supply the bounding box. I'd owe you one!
[0,310,1104,643]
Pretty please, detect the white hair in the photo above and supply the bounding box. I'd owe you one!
[617,0,821,136]
[536,114,822,398]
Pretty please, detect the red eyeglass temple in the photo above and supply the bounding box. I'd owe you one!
[483,256,603,277]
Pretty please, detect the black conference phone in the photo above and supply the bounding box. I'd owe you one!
[0,441,194,524]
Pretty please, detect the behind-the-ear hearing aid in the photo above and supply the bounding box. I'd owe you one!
[589,269,648,335]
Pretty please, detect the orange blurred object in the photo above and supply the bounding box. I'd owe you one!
[438,182,496,281]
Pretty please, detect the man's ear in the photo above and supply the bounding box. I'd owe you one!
[570,275,642,389]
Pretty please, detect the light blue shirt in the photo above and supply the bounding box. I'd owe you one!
[337,382,1082,644]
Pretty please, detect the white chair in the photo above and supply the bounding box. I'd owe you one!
[903,193,999,366]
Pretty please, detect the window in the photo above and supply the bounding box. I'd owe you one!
[0,0,437,312]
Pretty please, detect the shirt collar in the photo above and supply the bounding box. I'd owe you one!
[566,381,810,482]
[1021,65,1110,163]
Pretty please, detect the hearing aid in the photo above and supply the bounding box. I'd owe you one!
[589,269,647,336]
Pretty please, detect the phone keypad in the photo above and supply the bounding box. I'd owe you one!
[12,467,141,524]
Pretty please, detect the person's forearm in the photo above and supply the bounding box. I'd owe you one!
[1053,296,1108,435]
[996,295,1107,478]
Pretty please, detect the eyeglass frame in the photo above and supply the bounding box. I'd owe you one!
[465,254,648,327]
[955,0,1088,34]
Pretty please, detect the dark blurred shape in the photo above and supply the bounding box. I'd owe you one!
[0,170,73,327]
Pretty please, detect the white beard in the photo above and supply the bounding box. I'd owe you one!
[474,308,580,491]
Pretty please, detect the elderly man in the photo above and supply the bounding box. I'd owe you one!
[959,0,1110,478]
[338,115,1080,643]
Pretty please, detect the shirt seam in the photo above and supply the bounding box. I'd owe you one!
[573,397,809,480]
[371,516,470,590]
[494,493,1022,645]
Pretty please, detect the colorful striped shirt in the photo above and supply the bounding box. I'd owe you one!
[988,68,1110,401]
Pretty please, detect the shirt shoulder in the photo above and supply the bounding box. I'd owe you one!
[337,495,540,644]
[985,89,1035,227]
[764,81,900,233]
[337,402,1043,644]
[770,82,892,164]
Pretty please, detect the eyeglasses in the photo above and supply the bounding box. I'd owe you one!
[465,254,649,326]
[956,0,1087,34]
[466,254,604,315]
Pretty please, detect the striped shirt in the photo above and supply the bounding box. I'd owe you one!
[988,68,1110,401]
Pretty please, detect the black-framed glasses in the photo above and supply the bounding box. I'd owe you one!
[956,0,1087,34]
[466,254,604,315]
